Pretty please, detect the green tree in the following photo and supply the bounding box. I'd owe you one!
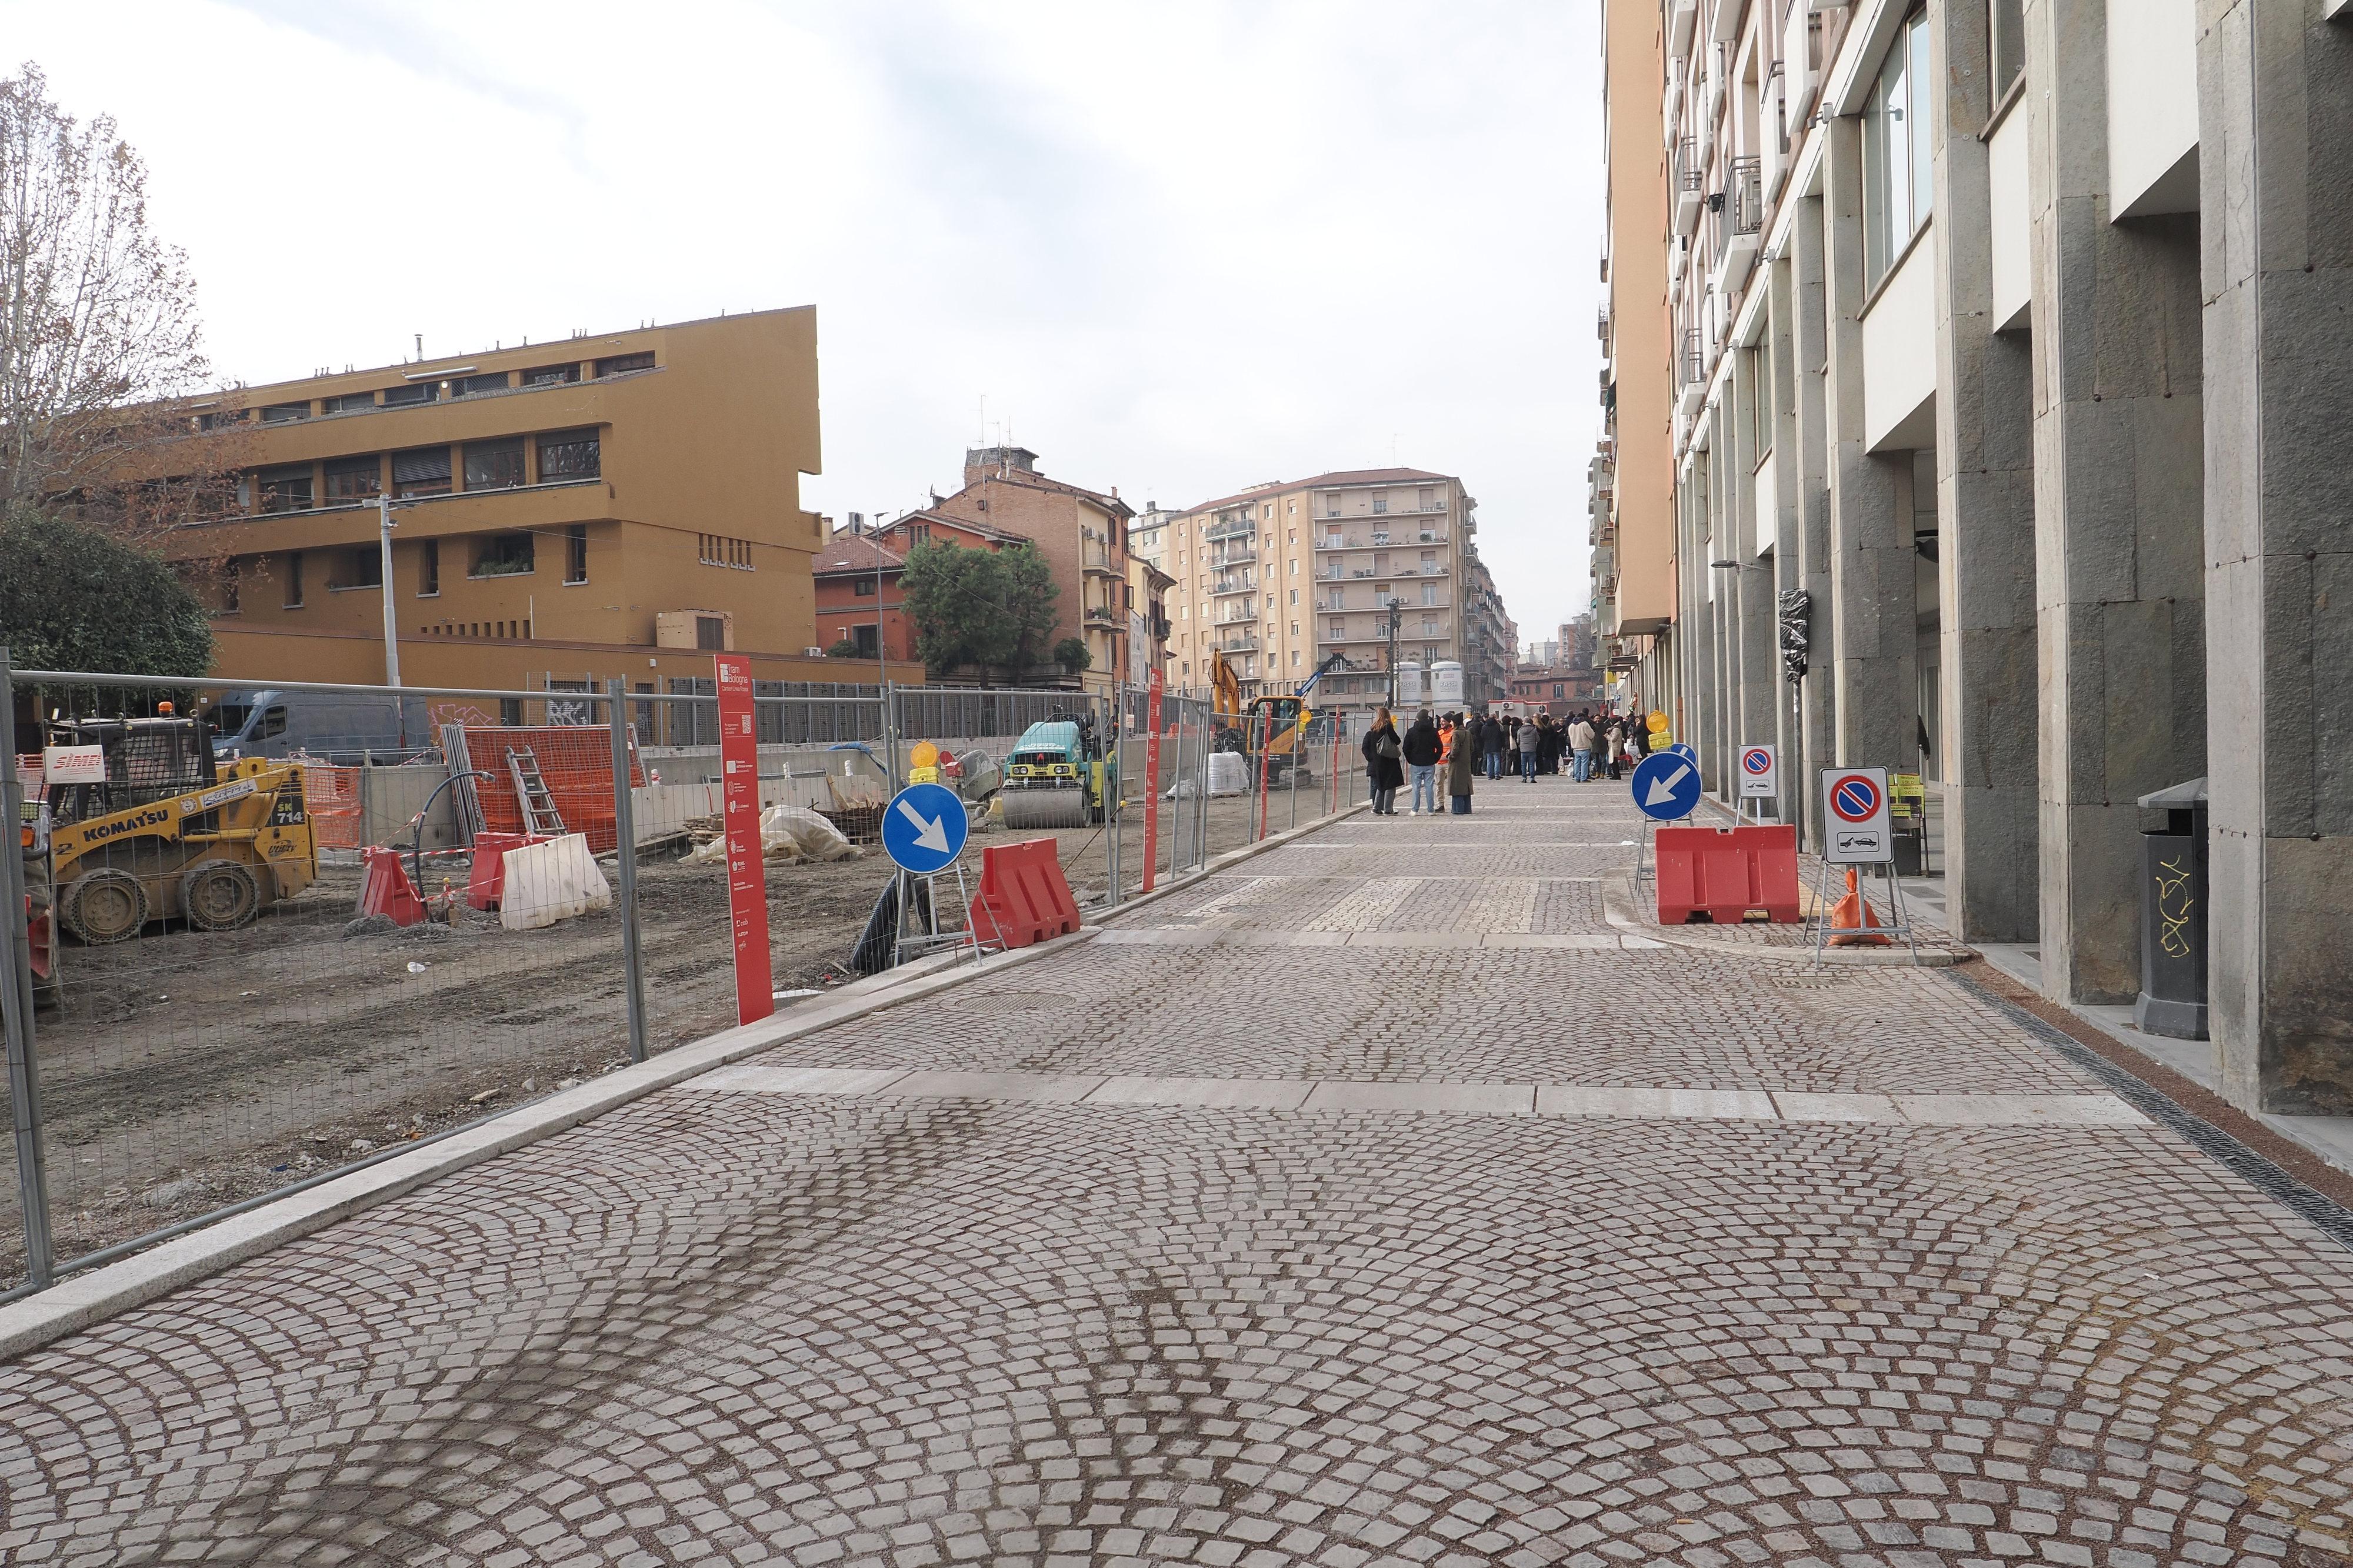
[0,506,213,675]
[1052,636,1091,674]
[899,541,1059,677]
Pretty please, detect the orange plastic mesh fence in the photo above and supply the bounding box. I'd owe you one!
[301,765,364,849]
[462,725,645,854]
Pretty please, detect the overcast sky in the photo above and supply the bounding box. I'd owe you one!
[9,1,1604,650]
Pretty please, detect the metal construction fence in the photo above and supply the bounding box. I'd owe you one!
[1,656,1368,1299]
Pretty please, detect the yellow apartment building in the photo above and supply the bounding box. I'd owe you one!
[131,309,856,699]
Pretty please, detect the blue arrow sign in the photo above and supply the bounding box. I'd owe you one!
[881,781,970,873]
[1630,749,1702,821]
[1669,743,1697,763]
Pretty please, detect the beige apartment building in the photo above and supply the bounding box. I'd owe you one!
[1159,468,1499,730]
[1592,0,1681,716]
[1598,0,2351,1119]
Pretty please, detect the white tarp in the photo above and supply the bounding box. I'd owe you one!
[499,833,613,930]
[1205,752,1251,796]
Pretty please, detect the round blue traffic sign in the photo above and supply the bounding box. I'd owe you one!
[1630,749,1703,821]
[1669,743,1697,763]
[1831,775,1881,823]
[881,781,970,873]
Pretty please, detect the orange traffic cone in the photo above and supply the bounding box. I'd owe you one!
[1827,866,1891,947]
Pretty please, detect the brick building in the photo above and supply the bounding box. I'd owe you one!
[926,446,1134,698]
[811,529,909,663]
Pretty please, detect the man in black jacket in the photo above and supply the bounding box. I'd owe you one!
[1402,710,1441,815]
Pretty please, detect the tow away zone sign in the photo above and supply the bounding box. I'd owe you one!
[1822,766,1892,863]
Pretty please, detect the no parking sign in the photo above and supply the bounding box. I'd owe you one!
[1738,745,1777,799]
[1822,766,1892,863]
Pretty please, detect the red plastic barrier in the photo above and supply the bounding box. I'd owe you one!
[1655,824,1800,925]
[465,832,548,911]
[355,846,428,928]
[966,837,1083,950]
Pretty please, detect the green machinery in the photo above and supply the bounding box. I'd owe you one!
[998,712,1114,830]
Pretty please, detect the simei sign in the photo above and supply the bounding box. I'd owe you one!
[1821,767,1893,864]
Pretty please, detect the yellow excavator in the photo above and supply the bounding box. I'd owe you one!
[42,708,319,943]
[1211,651,1342,785]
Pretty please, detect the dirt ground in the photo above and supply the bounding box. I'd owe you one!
[1,787,1291,1287]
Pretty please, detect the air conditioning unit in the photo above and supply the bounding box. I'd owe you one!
[804,646,824,656]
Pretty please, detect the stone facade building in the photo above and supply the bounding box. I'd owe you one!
[1594,0,2351,1115]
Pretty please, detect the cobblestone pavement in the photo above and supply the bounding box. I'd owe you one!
[4,778,2351,1566]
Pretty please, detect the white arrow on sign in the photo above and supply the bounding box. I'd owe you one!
[1644,762,1693,809]
[895,796,952,854]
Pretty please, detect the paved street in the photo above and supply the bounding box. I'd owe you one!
[3,779,2351,1567]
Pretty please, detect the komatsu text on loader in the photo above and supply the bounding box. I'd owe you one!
[42,709,319,944]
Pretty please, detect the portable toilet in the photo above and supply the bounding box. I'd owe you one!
[1430,660,1465,706]
[1395,661,1425,708]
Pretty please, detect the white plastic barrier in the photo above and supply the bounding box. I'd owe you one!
[499,833,614,930]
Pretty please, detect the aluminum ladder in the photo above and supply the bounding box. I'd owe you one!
[505,746,568,838]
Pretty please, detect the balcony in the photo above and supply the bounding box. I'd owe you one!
[1314,528,1447,551]
[1084,606,1119,626]
[1674,137,1704,237]
[1669,0,1697,53]
[1082,542,1118,576]
[1211,575,1257,596]
[1202,516,1254,541]
[1216,635,1260,653]
[1710,155,1765,295]
[1677,328,1706,420]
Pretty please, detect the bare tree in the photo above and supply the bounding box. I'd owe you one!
[0,62,215,526]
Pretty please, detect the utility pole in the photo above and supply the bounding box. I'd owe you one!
[1384,596,1401,709]
[377,492,406,746]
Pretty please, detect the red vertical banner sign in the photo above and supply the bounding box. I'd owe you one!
[715,654,772,1026]
[1142,670,1162,893]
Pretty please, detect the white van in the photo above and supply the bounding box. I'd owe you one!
[206,689,430,763]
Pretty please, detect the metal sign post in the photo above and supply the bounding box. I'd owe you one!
[1628,749,1702,889]
[1811,766,1919,962]
[882,781,978,964]
[1739,744,1778,825]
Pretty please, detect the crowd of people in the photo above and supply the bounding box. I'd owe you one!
[1357,705,1649,816]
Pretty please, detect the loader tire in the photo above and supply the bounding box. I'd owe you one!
[62,868,148,945]
[182,860,263,932]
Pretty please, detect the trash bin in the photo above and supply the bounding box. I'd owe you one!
[2134,776,2208,1040]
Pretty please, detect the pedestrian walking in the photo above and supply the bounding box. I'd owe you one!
[1403,709,1441,815]
[1569,713,1598,782]
[1361,707,1404,816]
[1445,716,1477,813]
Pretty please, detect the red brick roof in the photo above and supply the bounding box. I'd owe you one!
[814,532,906,575]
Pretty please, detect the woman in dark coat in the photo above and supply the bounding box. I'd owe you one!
[1361,707,1404,815]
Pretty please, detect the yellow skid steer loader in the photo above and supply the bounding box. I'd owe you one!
[44,710,318,944]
